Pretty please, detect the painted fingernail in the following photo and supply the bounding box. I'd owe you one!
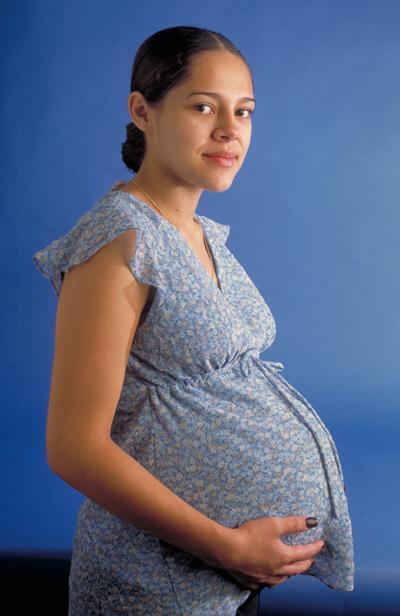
[306,517,318,528]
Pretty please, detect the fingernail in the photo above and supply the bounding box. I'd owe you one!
[306,517,318,528]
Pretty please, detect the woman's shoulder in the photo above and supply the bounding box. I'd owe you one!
[32,185,162,298]
[91,187,155,227]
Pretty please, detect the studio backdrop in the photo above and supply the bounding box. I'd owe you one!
[2,0,399,612]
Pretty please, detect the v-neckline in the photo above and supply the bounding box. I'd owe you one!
[189,216,223,293]
[112,190,224,294]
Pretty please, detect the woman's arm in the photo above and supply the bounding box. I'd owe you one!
[46,229,231,569]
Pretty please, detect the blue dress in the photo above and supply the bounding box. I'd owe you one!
[32,188,354,615]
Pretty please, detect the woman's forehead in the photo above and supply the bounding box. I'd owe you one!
[173,57,253,100]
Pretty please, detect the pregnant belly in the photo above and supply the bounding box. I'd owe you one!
[151,363,340,544]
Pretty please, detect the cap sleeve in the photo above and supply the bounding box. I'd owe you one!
[32,193,166,300]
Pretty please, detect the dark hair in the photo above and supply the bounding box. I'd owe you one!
[121,25,253,173]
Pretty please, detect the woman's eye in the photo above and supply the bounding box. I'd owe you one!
[194,103,213,114]
[238,108,254,118]
[193,104,254,118]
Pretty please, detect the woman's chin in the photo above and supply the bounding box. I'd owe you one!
[202,176,236,193]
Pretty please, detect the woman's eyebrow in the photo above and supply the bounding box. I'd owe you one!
[186,91,256,103]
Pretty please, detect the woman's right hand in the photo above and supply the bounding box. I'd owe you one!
[220,515,326,590]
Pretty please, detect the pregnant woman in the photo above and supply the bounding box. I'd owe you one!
[33,25,354,615]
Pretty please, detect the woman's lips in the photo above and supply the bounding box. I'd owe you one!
[203,154,237,167]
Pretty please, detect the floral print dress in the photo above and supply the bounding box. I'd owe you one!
[32,188,354,615]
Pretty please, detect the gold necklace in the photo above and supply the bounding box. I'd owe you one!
[130,180,218,285]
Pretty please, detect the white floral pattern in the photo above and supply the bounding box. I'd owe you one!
[32,189,354,615]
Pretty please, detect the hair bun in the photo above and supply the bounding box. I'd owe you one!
[121,122,145,174]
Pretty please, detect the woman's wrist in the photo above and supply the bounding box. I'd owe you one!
[204,524,239,570]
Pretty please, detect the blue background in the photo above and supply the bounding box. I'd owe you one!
[2,0,399,612]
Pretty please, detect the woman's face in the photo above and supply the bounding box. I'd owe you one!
[134,50,255,193]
